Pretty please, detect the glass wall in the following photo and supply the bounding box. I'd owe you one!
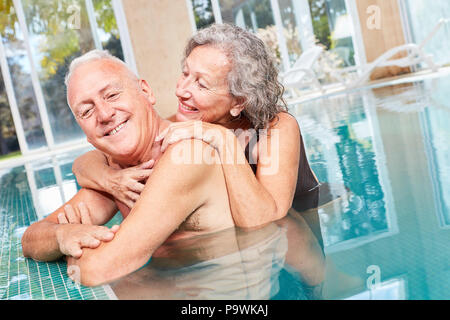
[219,0,274,31]
[187,0,359,82]
[0,3,46,152]
[278,0,312,66]
[319,0,355,67]
[21,0,96,145]
[190,0,215,29]
[404,0,450,66]
[92,0,124,60]
[0,67,19,158]
[0,0,125,159]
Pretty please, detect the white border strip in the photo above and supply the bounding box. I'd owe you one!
[112,0,138,76]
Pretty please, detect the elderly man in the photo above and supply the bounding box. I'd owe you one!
[21,50,234,286]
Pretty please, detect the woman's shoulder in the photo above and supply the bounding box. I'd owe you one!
[269,112,300,131]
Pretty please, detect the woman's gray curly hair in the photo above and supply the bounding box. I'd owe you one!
[183,23,287,130]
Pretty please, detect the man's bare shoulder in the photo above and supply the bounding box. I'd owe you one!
[154,139,221,178]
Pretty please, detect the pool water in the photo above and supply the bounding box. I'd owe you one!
[0,148,118,300]
[0,74,449,300]
[292,74,450,299]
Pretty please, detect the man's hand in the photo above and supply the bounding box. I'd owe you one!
[58,202,94,225]
[56,223,119,259]
[56,202,119,258]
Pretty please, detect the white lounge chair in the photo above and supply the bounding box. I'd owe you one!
[346,18,448,88]
[280,45,325,95]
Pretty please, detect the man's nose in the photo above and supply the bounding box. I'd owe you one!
[175,77,191,99]
[96,103,116,123]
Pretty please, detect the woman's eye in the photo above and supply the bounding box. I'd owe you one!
[197,80,207,89]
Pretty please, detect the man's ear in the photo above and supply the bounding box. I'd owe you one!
[139,79,156,105]
[230,97,245,117]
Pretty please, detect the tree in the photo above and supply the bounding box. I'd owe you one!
[0,0,125,149]
[192,0,215,30]
[308,0,331,49]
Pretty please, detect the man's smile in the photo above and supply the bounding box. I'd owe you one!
[105,120,128,137]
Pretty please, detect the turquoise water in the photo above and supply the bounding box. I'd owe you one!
[0,74,449,300]
[292,74,450,299]
[0,149,118,300]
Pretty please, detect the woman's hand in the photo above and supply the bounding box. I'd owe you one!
[157,121,227,154]
[106,160,155,208]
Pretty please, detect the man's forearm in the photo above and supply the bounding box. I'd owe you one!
[22,220,63,262]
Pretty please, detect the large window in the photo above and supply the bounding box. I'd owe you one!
[0,66,19,158]
[404,0,450,66]
[190,0,215,29]
[0,3,47,152]
[189,0,358,81]
[0,0,126,159]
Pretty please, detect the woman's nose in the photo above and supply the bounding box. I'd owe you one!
[175,77,191,99]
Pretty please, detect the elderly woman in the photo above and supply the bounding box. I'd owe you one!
[72,23,319,227]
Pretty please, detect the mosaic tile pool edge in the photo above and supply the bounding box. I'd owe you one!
[0,166,115,300]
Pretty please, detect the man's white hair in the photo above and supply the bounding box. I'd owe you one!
[64,49,134,87]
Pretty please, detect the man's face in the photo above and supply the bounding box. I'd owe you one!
[67,59,156,161]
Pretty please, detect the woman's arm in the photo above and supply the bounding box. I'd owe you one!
[220,113,300,227]
[158,113,301,228]
[72,150,111,191]
[72,150,154,208]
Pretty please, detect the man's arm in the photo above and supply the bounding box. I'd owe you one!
[21,188,118,261]
[67,140,220,286]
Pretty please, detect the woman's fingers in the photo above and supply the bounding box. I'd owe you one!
[139,159,155,169]
[131,169,153,182]
[160,122,223,153]
[125,190,140,202]
[127,181,146,194]
[160,128,193,153]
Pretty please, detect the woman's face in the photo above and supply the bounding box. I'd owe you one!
[175,45,242,125]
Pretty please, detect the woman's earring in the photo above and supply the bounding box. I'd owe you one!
[230,110,240,117]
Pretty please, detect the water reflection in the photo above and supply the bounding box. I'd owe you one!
[291,74,450,299]
[111,209,326,300]
[20,148,90,220]
[417,78,450,227]
[294,88,397,252]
